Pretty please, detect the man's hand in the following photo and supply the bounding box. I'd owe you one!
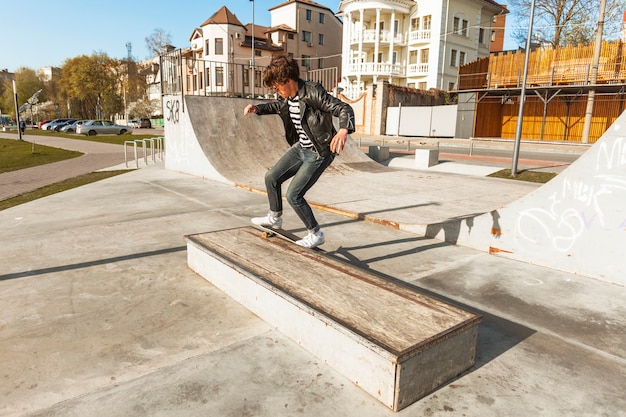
[244,104,258,116]
[330,128,349,153]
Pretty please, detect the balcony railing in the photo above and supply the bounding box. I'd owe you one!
[347,62,405,77]
[407,63,429,75]
[408,29,431,43]
[350,29,405,45]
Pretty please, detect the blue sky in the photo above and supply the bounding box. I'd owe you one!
[1,0,516,73]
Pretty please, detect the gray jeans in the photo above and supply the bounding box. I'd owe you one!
[265,143,334,232]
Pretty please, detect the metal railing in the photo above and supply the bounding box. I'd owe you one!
[160,50,340,98]
[124,136,164,169]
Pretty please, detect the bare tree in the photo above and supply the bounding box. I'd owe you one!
[145,28,173,58]
[508,0,626,48]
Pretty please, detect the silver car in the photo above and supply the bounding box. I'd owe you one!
[59,120,87,133]
[77,120,132,136]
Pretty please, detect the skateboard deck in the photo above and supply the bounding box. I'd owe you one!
[252,224,324,251]
[253,224,300,243]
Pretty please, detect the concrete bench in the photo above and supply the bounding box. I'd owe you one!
[186,227,481,411]
[415,148,439,168]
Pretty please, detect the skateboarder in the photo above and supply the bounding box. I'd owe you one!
[244,54,355,248]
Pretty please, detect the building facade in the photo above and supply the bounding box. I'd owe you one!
[338,0,507,99]
[184,1,344,97]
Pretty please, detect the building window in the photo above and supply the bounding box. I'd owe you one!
[450,49,457,67]
[205,39,210,55]
[255,69,262,87]
[206,68,211,87]
[302,31,312,43]
[411,18,419,31]
[302,55,311,69]
[491,30,496,42]
[448,81,456,91]
[318,34,324,45]
[461,20,469,37]
[288,33,294,40]
[418,82,427,90]
[306,9,312,21]
[423,15,431,30]
[318,58,324,69]
[215,38,223,55]
[453,17,460,33]
[420,48,429,63]
[216,67,224,86]
[409,50,418,64]
[243,68,249,87]
[319,13,325,24]
[255,49,261,57]
[459,51,466,66]
[479,28,486,44]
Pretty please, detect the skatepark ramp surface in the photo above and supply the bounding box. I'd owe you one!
[447,113,626,284]
[164,95,625,285]
[165,95,381,189]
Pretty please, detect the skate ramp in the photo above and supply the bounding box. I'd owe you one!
[441,113,626,284]
[165,95,382,189]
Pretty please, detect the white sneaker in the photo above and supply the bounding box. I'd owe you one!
[296,231,325,248]
[251,214,283,229]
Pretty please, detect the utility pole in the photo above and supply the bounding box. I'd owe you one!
[581,0,607,144]
[12,80,22,141]
[511,0,536,176]
[250,0,255,98]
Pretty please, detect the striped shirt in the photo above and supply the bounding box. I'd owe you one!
[287,95,314,149]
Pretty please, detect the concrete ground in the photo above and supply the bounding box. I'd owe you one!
[0,134,624,416]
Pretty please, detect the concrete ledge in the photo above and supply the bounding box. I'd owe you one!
[368,145,390,162]
[186,227,482,411]
[415,148,439,168]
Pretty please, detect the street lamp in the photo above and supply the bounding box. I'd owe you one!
[250,0,255,98]
[511,0,536,177]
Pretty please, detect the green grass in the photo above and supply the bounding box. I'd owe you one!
[19,129,159,145]
[0,170,129,211]
[0,138,83,173]
[488,169,557,183]
[0,134,139,211]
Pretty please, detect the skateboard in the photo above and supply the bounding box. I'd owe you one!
[252,224,324,251]
[253,224,301,243]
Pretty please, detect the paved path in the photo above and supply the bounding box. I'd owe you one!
[0,133,127,200]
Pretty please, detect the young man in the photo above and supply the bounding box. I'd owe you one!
[244,54,355,248]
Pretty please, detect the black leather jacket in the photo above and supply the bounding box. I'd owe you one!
[255,79,355,157]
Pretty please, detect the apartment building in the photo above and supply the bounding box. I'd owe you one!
[338,0,507,98]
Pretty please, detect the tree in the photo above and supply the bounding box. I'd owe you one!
[60,53,123,119]
[0,67,43,120]
[508,0,626,48]
[145,28,172,57]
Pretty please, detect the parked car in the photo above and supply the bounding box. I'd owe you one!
[59,120,86,133]
[41,118,75,131]
[49,118,77,131]
[129,117,152,128]
[37,120,51,129]
[76,120,132,136]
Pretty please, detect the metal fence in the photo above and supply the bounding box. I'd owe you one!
[160,49,339,99]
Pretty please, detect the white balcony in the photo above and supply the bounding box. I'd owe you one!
[350,29,405,45]
[408,63,429,76]
[347,62,405,77]
[409,29,431,44]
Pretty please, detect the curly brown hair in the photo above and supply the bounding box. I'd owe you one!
[262,54,300,88]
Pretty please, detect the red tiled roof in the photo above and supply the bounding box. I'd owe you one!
[201,5,245,28]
